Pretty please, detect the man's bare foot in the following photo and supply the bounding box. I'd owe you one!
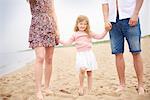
[115,85,125,93]
[138,87,145,95]
[78,88,84,96]
[36,91,44,100]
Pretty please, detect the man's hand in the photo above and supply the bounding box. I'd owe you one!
[129,0,143,27]
[129,14,138,27]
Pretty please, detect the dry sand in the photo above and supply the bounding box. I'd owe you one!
[0,37,150,100]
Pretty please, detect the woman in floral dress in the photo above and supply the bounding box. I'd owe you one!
[27,0,59,99]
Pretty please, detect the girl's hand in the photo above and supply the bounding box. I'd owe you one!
[104,29,108,34]
[104,21,112,32]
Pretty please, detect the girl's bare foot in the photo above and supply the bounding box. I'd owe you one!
[78,88,84,96]
[36,91,44,100]
[115,85,125,93]
[138,87,145,95]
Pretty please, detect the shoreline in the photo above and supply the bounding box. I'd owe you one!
[0,35,149,76]
[0,50,34,76]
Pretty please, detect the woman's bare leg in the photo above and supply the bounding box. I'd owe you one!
[44,47,54,95]
[34,47,45,100]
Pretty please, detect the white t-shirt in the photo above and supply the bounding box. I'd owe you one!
[101,0,136,22]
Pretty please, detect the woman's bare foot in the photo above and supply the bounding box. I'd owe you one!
[138,87,145,95]
[87,89,92,95]
[78,88,84,96]
[36,91,44,100]
[43,88,53,96]
[115,85,125,93]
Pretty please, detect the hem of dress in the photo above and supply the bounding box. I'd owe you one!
[29,44,55,49]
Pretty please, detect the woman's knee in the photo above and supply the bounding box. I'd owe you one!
[36,54,45,63]
[45,56,53,64]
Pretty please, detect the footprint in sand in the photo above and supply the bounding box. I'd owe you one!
[2,97,10,100]
[0,93,11,97]
[59,89,71,94]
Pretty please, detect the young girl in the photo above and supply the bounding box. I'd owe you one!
[27,0,59,99]
[59,15,108,96]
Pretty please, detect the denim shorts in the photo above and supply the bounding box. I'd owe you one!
[109,18,141,54]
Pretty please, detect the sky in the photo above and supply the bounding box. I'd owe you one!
[0,0,31,52]
[0,0,105,53]
[0,0,149,53]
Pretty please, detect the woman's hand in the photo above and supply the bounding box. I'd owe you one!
[55,35,60,45]
[55,37,59,45]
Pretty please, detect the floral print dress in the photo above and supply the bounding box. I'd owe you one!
[28,0,57,49]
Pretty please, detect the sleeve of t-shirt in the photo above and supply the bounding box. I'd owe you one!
[101,0,108,4]
[91,33,105,40]
[59,34,75,46]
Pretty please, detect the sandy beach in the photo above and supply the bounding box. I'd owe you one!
[0,36,150,100]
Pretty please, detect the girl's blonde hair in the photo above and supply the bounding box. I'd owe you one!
[74,15,91,36]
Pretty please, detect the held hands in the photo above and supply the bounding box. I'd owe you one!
[104,20,112,32]
[129,14,138,27]
[55,35,60,45]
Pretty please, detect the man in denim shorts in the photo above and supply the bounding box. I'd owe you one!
[101,0,144,95]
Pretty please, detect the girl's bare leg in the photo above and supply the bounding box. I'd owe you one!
[79,68,85,96]
[87,71,92,91]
